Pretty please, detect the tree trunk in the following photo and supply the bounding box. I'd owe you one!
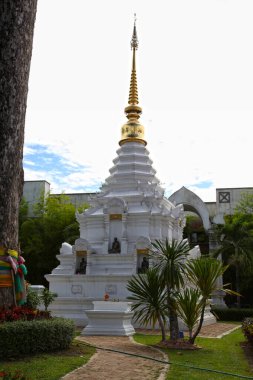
[167,287,179,341]
[0,1,37,308]
[169,309,179,341]
[189,302,205,345]
[235,264,240,308]
[0,0,37,250]
[157,314,166,342]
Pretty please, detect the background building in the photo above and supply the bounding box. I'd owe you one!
[23,181,253,225]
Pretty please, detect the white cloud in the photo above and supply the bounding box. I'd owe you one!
[23,159,36,167]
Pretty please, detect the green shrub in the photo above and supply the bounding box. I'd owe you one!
[242,317,253,344]
[26,289,41,310]
[211,307,253,321]
[0,318,75,358]
[39,288,57,311]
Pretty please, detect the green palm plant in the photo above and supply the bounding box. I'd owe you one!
[186,256,234,344]
[175,288,203,341]
[150,238,190,341]
[127,268,168,341]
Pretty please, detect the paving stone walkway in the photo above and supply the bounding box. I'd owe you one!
[136,322,240,338]
[62,335,167,380]
[61,323,239,380]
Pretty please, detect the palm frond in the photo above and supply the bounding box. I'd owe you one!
[127,268,167,327]
[149,238,190,290]
[175,288,204,332]
[186,257,228,299]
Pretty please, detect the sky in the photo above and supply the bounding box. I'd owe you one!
[24,0,253,202]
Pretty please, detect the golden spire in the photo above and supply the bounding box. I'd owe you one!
[119,15,146,146]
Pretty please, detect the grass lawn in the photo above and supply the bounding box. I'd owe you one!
[135,329,253,380]
[0,341,95,380]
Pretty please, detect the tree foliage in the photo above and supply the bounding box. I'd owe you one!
[174,288,203,340]
[183,215,209,254]
[40,287,57,311]
[235,192,253,215]
[19,197,29,226]
[185,256,232,344]
[214,213,253,306]
[127,268,168,341]
[19,193,88,285]
[149,238,190,341]
[127,239,233,345]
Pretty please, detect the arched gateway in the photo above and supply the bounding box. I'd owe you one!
[169,186,211,232]
[169,186,219,254]
[169,187,225,306]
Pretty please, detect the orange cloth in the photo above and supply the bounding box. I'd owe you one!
[0,260,13,287]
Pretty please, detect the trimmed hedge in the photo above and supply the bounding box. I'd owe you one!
[0,318,75,358]
[211,307,253,322]
[242,318,253,344]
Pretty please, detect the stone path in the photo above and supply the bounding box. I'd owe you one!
[61,323,239,380]
[62,336,167,380]
[197,322,240,338]
[137,322,240,338]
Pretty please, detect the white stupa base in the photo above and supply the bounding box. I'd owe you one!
[49,297,94,326]
[81,301,135,336]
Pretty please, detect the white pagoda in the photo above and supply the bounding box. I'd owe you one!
[46,22,186,326]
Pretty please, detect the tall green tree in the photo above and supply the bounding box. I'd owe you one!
[19,193,88,285]
[127,268,168,341]
[19,197,29,226]
[235,193,253,215]
[150,239,190,341]
[214,214,253,306]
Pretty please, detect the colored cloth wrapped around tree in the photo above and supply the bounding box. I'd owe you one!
[15,258,28,306]
[0,262,13,287]
[0,248,18,288]
[0,248,19,308]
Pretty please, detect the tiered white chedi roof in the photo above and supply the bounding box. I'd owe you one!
[88,142,169,212]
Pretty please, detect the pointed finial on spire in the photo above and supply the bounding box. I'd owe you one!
[127,15,140,107]
[119,16,146,146]
[131,14,138,50]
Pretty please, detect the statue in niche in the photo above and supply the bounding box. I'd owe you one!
[109,237,121,253]
[138,257,149,273]
[76,257,87,274]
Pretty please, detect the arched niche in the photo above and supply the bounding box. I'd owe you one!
[105,197,127,253]
[136,236,151,273]
[73,238,89,274]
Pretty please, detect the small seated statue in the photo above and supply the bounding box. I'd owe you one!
[141,256,149,273]
[109,237,121,253]
[77,257,87,274]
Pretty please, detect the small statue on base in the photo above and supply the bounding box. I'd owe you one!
[109,237,121,253]
[138,256,149,273]
[76,257,87,274]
